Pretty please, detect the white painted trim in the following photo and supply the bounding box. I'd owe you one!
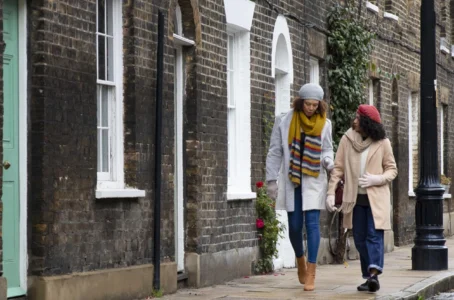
[272,15,293,82]
[384,12,399,21]
[368,80,374,105]
[441,45,450,54]
[96,0,126,191]
[226,31,253,197]
[309,57,320,84]
[441,107,444,175]
[175,3,183,35]
[366,2,379,13]
[18,0,28,293]
[96,189,146,199]
[408,94,413,196]
[226,192,256,201]
[223,0,255,31]
[173,34,195,46]
[410,192,451,199]
[174,44,185,272]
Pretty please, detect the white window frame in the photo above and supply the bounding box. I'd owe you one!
[226,29,254,200]
[309,57,320,84]
[408,93,418,197]
[441,105,445,175]
[224,0,255,200]
[95,0,144,198]
[368,80,374,105]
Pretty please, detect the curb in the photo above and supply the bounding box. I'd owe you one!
[378,271,454,300]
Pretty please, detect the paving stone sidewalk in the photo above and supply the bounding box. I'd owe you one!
[160,237,454,300]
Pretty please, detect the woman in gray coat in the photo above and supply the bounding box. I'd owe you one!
[266,83,334,291]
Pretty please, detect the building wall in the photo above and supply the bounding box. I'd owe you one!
[27,0,175,276]
[1,0,453,296]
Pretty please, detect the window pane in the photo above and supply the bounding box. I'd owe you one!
[102,129,109,172]
[228,35,234,70]
[106,0,114,36]
[228,108,236,180]
[97,129,102,171]
[107,36,114,81]
[97,0,105,34]
[101,86,109,127]
[97,87,101,126]
[98,36,106,80]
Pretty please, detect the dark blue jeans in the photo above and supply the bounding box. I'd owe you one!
[352,204,384,279]
[287,185,321,263]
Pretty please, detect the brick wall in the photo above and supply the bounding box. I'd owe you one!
[27,0,175,275]
[19,0,454,283]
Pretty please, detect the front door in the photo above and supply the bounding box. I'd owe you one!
[174,46,185,272]
[2,0,22,297]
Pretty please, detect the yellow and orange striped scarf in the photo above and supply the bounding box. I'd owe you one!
[288,110,326,185]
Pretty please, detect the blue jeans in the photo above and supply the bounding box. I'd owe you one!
[352,204,384,279]
[287,185,320,263]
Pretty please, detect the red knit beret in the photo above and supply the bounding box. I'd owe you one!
[357,104,381,124]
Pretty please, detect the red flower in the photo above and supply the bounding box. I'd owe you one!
[256,181,264,188]
[256,218,264,229]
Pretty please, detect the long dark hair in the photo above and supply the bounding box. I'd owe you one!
[292,98,327,116]
[359,115,386,141]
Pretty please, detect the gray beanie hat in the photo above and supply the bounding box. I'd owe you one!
[298,83,324,101]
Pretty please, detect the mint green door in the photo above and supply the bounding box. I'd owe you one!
[2,0,23,297]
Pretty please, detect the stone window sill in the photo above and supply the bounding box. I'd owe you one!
[96,189,146,199]
[441,45,450,55]
[227,192,256,201]
[384,12,399,21]
[366,2,379,13]
[408,191,451,199]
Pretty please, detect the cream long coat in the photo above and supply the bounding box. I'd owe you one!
[327,129,398,230]
[266,110,334,212]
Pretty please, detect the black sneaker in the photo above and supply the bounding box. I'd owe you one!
[357,280,369,291]
[367,275,380,292]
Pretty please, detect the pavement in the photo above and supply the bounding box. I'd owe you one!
[159,237,454,300]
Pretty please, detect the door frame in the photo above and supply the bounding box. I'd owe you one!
[17,0,28,293]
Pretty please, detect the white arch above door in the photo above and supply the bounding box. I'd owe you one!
[271,15,293,83]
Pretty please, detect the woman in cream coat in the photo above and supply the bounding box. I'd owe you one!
[326,104,397,293]
[266,83,334,291]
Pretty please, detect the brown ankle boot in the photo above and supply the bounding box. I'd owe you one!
[304,262,316,291]
[296,256,307,284]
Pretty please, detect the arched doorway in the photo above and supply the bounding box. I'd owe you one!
[172,0,196,273]
[271,15,294,269]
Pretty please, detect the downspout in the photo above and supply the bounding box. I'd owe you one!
[153,10,164,292]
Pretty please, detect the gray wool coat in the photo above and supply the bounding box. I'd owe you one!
[266,110,334,212]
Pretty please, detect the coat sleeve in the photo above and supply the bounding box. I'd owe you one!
[321,120,334,167]
[266,115,284,182]
[382,139,398,182]
[327,135,347,195]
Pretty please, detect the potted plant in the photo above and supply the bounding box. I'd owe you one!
[441,174,451,193]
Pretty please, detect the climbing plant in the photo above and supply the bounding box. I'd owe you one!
[327,1,375,148]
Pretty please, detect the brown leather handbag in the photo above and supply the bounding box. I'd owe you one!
[335,177,344,207]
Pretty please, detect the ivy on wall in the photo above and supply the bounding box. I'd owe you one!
[327,1,375,148]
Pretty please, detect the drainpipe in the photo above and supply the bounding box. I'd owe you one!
[153,10,164,291]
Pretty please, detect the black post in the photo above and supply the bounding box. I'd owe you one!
[153,10,164,290]
[412,0,448,270]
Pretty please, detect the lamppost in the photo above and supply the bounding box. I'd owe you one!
[412,0,448,270]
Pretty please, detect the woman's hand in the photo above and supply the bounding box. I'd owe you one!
[359,172,385,188]
[322,157,334,172]
[325,194,337,212]
[267,181,278,200]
